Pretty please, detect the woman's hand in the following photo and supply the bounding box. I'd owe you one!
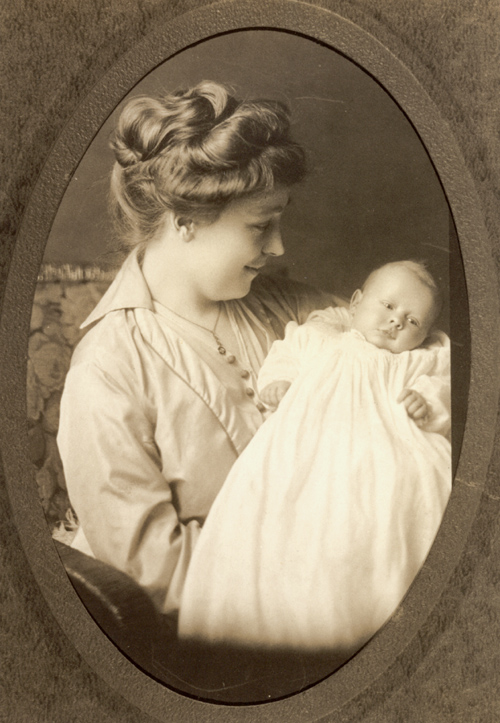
[260,380,292,409]
[397,388,428,426]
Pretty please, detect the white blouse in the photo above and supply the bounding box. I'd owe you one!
[57,249,336,613]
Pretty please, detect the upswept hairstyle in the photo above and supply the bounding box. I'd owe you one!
[364,259,443,323]
[109,81,307,250]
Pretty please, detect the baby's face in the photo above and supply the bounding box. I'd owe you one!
[350,267,436,353]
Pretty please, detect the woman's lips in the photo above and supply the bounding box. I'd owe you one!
[245,262,266,274]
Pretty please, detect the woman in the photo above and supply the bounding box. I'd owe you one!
[57,81,336,618]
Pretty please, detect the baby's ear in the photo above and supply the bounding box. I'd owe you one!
[349,289,363,314]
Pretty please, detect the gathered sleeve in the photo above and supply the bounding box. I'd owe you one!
[257,307,343,391]
[410,331,451,438]
[257,321,303,390]
[57,357,201,614]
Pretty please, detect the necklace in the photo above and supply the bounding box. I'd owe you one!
[159,301,232,358]
[155,298,266,413]
[211,304,227,356]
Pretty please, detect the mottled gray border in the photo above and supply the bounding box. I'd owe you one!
[0,1,498,721]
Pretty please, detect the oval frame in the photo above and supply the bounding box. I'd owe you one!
[0,1,498,721]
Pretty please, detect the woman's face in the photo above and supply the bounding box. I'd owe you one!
[184,187,290,302]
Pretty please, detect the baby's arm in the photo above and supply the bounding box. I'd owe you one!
[398,331,451,435]
[260,380,292,409]
[398,388,429,426]
[258,319,315,409]
[258,308,345,410]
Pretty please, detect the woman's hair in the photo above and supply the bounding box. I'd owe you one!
[364,260,443,324]
[109,81,307,251]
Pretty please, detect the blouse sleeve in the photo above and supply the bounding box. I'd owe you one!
[57,358,201,614]
[410,332,451,437]
[274,276,348,325]
[248,274,348,340]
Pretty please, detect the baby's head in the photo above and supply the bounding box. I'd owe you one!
[349,260,442,353]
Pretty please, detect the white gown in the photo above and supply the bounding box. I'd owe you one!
[178,307,452,652]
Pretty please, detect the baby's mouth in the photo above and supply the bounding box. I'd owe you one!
[380,328,397,339]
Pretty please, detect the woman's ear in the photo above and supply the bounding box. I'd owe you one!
[350,289,363,315]
[172,214,195,241]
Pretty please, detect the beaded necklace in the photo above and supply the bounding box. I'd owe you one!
[164,302,231,357]
[210,304,230,357]
[155,300,266,413]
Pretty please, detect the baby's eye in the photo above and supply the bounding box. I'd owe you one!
[408,317,419,327]
[382,301,393,309]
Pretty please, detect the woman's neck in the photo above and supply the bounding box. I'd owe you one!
[141,237,220,327]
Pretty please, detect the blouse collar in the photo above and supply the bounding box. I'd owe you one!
[80,249,153,329]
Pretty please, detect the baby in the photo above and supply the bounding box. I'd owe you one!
[179,261,451,655]
[262,260,446,427]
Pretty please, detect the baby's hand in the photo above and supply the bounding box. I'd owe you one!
[260,380,292,409]
[397,388,428,425]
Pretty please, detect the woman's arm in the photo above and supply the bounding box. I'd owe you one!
[57,360,201,614]
[250,274,348,339]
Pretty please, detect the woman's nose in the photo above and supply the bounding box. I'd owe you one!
[263,226,285,257]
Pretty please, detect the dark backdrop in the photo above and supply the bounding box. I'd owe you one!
[44,30,450,317]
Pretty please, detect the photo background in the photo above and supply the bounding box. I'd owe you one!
[44,30,451,327]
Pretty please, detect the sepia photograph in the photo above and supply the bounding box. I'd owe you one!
[30,28,463,702]
[1,2,499,722]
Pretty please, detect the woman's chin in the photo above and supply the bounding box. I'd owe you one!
[236,272,258,296]
[213,271,260,302]
[244,266,260,278]
[217,283,253,302]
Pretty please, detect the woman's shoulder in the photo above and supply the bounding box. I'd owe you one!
[418,329,450,356]
[70,308,148,372]
[408,329,450,376]
[427,329,450,347]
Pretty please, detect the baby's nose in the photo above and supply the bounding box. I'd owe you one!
[390,314,404,329]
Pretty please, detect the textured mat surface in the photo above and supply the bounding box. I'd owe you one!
[2,1,500,721]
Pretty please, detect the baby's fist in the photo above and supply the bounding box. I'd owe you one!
[397,388,428,425]
[260,380,292,409]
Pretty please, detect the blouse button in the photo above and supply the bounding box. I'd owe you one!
[240,370,250,379]
[245,387,255,397]
[227,354,236,364]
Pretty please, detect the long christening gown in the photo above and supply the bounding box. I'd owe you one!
[178,307,451,652]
